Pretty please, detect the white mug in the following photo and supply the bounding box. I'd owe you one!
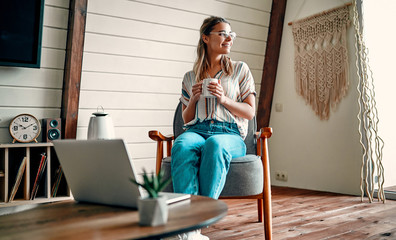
[202,78,218,98]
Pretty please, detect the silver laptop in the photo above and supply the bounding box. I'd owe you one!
[52,139,189,208]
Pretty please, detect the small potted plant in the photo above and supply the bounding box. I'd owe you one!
[130,168,172,226]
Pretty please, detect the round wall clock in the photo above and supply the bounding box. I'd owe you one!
[9,114,41,143]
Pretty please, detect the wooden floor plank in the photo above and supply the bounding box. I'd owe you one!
[202,186,396,240]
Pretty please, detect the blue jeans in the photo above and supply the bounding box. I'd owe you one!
[171,120,246,199]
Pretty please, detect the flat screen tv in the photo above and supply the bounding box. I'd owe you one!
[0,0,45,68]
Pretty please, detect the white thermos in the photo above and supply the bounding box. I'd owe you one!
[87,106,115,140]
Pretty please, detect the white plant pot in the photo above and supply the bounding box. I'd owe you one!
[137,195,168,226]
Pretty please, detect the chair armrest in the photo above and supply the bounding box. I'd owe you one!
[148,130,174,142]
[256,127,272,160]
[148,130,174,174]
[257,127,273,140]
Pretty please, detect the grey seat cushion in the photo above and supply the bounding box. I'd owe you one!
[161,155,264,197]
[163,102,263,197]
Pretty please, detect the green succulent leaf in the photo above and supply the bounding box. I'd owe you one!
[143,172,152,186]
[129,168,172,198]
[129,178,144,188]
[158,169,164,182]
[153,174,159,191]
[158,177,172,192]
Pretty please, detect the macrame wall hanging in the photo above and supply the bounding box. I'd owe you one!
[291,4,351,120]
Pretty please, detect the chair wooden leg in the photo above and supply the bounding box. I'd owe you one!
[257,199,263,222]
[263,193,272,240]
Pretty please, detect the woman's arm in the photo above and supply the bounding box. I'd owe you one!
[182,81,203,123]
[208,82,256,120]
[221,93,255,120]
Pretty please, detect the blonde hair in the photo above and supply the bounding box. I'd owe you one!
[193,16,234,82]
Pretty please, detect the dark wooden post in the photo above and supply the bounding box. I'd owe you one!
[61,0,88,139]
[257,0,287,129]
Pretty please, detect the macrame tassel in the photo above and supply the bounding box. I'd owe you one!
[292,5,350,120]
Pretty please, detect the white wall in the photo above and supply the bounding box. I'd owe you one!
[0,0,69,143]
[269,0,363,195]
[77,0,272,175]
[363,1,396,188]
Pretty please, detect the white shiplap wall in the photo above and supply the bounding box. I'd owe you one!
[77,0,272,174]
[0,0,69,143]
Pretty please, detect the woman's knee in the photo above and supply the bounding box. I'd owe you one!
[204,134,246,158]
[202,136,230,163]
[204,135,222,146]
[172,132,204,152]
[171,132,205,166]
[203,135,229,152]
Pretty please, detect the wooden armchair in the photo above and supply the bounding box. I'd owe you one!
[149,102,273,240]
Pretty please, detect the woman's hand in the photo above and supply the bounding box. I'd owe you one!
[208,81,226,104]
[191,81,203,104]
[182,81,203,123]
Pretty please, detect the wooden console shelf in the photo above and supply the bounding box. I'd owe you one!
[0,143,71,207]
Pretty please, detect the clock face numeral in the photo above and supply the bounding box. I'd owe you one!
[21,116,29,122]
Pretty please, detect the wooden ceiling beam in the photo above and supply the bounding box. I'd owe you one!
[61,0,87,139]
[257,0,287,128]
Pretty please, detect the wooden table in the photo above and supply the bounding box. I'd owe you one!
[0,196,228,240]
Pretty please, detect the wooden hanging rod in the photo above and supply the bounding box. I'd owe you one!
[288,2,352,26]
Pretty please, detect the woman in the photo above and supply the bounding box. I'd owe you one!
[171,16,256,200]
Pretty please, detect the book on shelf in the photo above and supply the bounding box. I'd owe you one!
[51,165,63,197]
[8,156,27,202]
[30,153,47,200]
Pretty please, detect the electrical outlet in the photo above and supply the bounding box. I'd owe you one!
[275,171,281,180]
[275,171,288,181]
[275,103,283,112]
[281,171,288,181]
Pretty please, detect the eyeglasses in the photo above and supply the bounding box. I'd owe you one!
[209,31,237,40]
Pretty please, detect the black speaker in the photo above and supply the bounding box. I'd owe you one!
[43,118,61,142]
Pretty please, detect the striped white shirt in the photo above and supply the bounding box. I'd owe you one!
[180,61,256,139]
